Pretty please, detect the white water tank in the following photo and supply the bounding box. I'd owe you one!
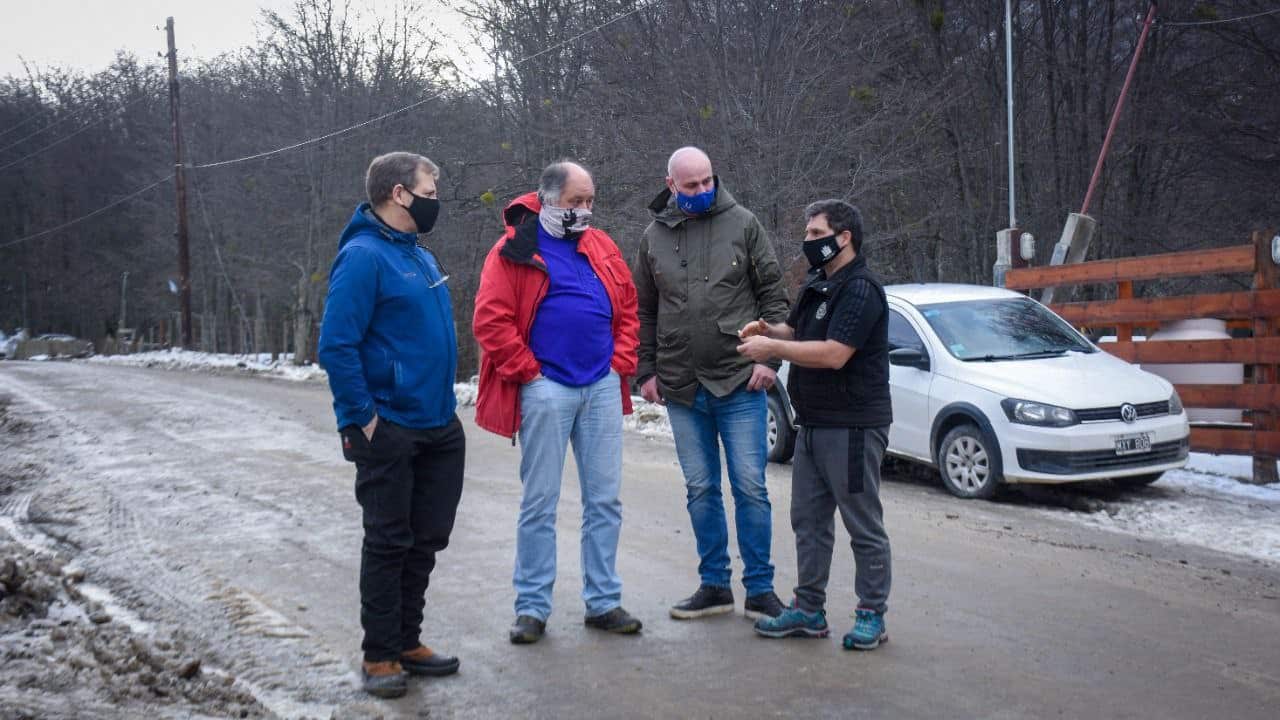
[1144,319,1243,423]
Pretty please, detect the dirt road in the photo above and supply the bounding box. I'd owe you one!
[2,361,1278,719]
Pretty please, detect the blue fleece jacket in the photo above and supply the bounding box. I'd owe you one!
[318,204,457,430]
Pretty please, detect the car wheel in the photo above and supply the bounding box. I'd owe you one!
[937,424,1000,499]
[766,391,795,464]
[1113,472,1163,489]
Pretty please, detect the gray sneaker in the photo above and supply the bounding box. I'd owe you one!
[670,584,735,619]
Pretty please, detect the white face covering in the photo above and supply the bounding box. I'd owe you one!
[538,204,592,238]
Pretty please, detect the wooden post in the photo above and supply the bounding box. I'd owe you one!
[1116,280,1134,343]
[1252,229,1279,484]
[166,18,194,349]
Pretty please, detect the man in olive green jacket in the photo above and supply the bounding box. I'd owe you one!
[633,146,790,622]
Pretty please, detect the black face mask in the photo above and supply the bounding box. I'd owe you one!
[803,233,843,269]
[402,190,441,234]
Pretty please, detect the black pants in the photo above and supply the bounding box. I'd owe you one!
[341,415,466,662]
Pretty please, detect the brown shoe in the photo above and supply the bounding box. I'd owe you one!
[361,660,407,698]
[400,645,460,677]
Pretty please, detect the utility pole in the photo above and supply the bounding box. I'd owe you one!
[166,17,194,349]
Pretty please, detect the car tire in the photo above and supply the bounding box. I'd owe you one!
[1112,472,1163,489]
[766,391,795,464]
[937,424,1001,499]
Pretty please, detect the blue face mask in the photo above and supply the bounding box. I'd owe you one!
[676,187,716,215]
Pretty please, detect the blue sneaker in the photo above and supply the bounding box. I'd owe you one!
[843,608,887,650]
[753,606,829,638]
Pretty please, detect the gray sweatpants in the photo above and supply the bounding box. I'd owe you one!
[791,425,892,615]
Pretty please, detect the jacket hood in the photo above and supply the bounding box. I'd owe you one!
[648,176,739,228]
[339,202,418,250]
[503,191,542,229]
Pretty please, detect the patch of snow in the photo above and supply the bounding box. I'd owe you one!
[25,354,51,362]
[77,582,154,636]
[454,379,478,407]
[624,397,674,438]
[87,350,327,382]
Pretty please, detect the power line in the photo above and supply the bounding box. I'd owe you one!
[2,3,660,247]
[0,109,55,142]
[0,95,147,156]
[0,174,173,250]
[185,3,655,169]
[515,0,656,66]
[187,93,442,170]
[1159,7,1280,26]
[0,95,153,173]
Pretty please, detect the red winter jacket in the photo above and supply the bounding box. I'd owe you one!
[473,192,639,438]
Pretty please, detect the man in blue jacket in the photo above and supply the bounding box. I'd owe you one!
[318,152,464,699]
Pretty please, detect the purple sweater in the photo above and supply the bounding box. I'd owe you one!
[529,226,614,387]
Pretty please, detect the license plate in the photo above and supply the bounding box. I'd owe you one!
[1114,432,1153,456]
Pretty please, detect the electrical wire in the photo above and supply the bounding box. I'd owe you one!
[0,174,173,250]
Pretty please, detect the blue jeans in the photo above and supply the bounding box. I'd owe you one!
[515,372,623,620]
[665,385,774,596]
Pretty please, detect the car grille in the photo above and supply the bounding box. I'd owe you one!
[1016,439,1189,475]
[1075,401,1170,423]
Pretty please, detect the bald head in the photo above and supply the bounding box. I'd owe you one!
[539,160,595,210]
[665,147,715,206]
[667,147,713,182]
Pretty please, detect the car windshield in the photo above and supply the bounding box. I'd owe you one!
[917,297,1095,361]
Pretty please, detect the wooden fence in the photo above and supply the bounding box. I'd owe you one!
[1004,229,1279,484]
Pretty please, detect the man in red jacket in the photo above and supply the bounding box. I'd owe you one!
[473,161,642,644]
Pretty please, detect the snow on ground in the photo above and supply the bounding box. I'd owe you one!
[1065,463,1280,565]
[87,349,327,382]
[84,350,479,406]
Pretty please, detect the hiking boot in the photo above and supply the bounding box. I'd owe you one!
[400,645,460,676]
[669,584,734,619]
[509,615,546,644]
[843,608,888,651]
[752,606,829,639]
[743,590,786,621]
[584,606,643,634]
[361,660,407,698]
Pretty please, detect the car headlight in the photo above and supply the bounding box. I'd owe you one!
[1168,389,1184,415]
[1001,399,1078,427]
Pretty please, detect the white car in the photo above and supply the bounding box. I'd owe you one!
[767,283,1191,499]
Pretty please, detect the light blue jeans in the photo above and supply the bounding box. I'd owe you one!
[664,385,774,596]
[514,371,623,620]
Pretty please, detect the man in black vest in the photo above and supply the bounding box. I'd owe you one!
[735,199,892,651]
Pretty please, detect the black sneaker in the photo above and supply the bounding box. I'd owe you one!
[743,591,785,621]
[584,607,643,634]
[669,584,735,620]
[509,615,546,644]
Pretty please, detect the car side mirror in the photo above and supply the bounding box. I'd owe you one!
[889,347,930,371]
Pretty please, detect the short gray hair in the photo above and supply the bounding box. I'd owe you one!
[538,160,589,206]
[366,152,440,206]
[804,199,864,252]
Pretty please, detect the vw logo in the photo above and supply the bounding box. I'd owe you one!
[1120,403,1138,423]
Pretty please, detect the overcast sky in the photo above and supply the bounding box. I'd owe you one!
[0,0,476,80]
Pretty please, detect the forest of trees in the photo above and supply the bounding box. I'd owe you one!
[1,0,1277,377]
